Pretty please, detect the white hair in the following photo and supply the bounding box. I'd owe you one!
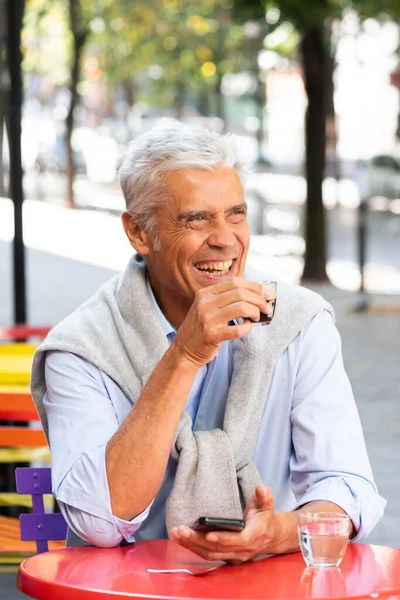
[118,120,249,248]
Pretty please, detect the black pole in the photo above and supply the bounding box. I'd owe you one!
[355,197,368,312]
[6,0,26,324]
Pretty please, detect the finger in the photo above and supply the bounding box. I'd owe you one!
[172,537,249,563]
[254,485,275,511]
[209,288,267,313]
[216,301,262,325]
[204,277,262,296]
[210,319,254,341]
[171,526,245,554]
[193,291,266,324]
[170,525,215,549]
[169,526,191,541]
[204,530,248,550]
[171,536,220,561]
[243,486,274,518]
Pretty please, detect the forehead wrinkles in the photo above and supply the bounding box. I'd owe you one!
[179,194,244,223]
[165,167,242,196]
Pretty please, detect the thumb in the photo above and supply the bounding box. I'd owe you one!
[254,485,274,511]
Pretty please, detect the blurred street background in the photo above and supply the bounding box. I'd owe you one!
[1,0,400,597]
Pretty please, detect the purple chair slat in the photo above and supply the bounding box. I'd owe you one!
[20,513,67,541]
[15,467,52,495]
[15,467,67,554]
[36,540,48,554]
[32,494,45,514]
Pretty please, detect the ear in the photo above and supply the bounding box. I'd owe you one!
[121,211,152,255]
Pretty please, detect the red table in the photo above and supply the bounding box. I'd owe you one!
[17,540,400,600]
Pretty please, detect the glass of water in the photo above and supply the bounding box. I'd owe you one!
[298,512,351,568]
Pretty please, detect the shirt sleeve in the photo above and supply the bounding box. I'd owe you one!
[289,310,386,541]
[44,350,153,547]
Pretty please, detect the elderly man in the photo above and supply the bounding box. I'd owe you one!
[31,122,385,562]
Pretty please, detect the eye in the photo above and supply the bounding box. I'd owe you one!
[185,214,209,229]
[227,208,247,224]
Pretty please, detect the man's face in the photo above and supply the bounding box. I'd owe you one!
[144,167,250,326]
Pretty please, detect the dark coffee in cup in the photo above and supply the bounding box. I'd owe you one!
[259,297,276,324]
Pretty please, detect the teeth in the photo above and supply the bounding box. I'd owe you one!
[196,260,232,272]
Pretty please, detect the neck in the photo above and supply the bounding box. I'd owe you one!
[147,277,190,331]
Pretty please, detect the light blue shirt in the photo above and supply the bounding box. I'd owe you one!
[43,285,385,548]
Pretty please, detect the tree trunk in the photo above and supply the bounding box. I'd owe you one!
[65,97,75,210]
[7,0,26,325]
[197,86,210,116]
[215,74,227,131]
[254,74,267,163]
[0,0,9,198]
[175,78,185,120]
[122,79,136,107]
[213,9,227,132]
[121,80,136,136]
[0,112,5,197]
[325,53,340,183]
[245,25,268,164]
[66,0,86,209]
[300,27,329,282]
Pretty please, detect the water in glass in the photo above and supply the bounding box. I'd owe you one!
[298,512,350,568]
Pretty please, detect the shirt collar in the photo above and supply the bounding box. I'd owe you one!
[146,278,176,337]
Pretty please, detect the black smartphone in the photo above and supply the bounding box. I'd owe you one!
[190,516,245,532]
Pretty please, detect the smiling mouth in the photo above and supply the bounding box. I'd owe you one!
[195,260,233,276]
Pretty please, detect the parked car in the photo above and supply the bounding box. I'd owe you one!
[364,153,400,199]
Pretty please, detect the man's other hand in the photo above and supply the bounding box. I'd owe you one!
[169,486,296,563]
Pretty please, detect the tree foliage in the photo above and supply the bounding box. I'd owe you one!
[236,0,400,281]
[20,0,400,261]
[89,0,249,115]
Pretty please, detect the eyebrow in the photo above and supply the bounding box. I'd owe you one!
[177,203,248,222]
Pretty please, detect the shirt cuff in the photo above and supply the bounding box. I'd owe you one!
[58,485,154,545]
[294,476,386,542]
[54,443,154,546]
[112,503,153,543]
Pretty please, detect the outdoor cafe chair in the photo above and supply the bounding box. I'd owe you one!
[0,325,50,342]
[0,340,50,506]
[0,390,49,509]
[15,467,67,554]
[0,391,52,564]
[0,467,66,565]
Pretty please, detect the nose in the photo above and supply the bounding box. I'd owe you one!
[206,220,236,249]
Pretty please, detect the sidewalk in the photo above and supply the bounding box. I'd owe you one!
[0,202,399,598]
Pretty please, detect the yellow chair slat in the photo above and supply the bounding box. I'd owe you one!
[0,446,50,463]
[0,344,37,355]
[0,344,37,385]
[0,493,54,509]
[0,555,31,566]
[0,554,31,563]
[0,357,33,385]
[0,493,32,508]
